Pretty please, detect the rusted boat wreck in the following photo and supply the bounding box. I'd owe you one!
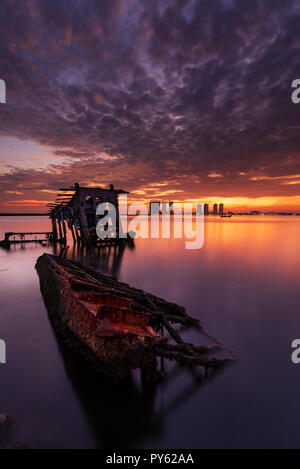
[36,254,233,381]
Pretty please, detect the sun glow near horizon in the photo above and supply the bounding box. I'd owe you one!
[2,193,300,213]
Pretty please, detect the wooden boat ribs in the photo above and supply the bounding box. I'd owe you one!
[36,254,234,381]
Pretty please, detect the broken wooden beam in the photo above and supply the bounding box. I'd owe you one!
[36,254,235,381]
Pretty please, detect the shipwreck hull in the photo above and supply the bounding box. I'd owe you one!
[36,254,233,381]
[36,254,165,380]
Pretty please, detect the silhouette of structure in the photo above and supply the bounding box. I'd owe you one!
[149,201,161,215]
[47,183,130,245]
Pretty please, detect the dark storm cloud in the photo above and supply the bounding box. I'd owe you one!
[1,0,300,200]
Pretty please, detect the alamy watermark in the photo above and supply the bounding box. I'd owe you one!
[291,339,300,364]
[0,78,6,103]
[0,81,7,363]
[0,339,6,364]
[96,196,204,250]
[291,79,300,104]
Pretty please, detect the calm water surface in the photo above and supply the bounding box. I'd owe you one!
[0,215,300,448]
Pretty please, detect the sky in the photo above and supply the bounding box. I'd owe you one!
[1,0,300,212]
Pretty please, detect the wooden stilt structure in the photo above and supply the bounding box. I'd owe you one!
[46,182,133,247]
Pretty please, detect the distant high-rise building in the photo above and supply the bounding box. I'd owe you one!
[213,203,218,215]
[204,203,209,215]
[196,203,204,215]
[161,202,168,214]
[169,201,174,215]
[219,203,224,215]
[149,201,160,214]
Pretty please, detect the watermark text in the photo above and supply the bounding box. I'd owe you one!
[96,196,204,250]
[291,339,300,364]
[0,339,6,364]
[0,79,6,103]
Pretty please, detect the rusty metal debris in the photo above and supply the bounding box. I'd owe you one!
[36,254,234,381]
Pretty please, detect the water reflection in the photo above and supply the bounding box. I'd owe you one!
[3,216,300,448]
[17,236,227,448]
[1,237,132,278]
[56,340,162,448]
[55,335,225,448]
[66,243,134,277]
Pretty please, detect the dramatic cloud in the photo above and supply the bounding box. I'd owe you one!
[1,0,300,210]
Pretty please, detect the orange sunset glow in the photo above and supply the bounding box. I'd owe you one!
[2,0,300,452]
[1,0,300,214]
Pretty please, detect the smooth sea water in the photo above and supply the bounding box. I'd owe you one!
[0,215,300,449]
